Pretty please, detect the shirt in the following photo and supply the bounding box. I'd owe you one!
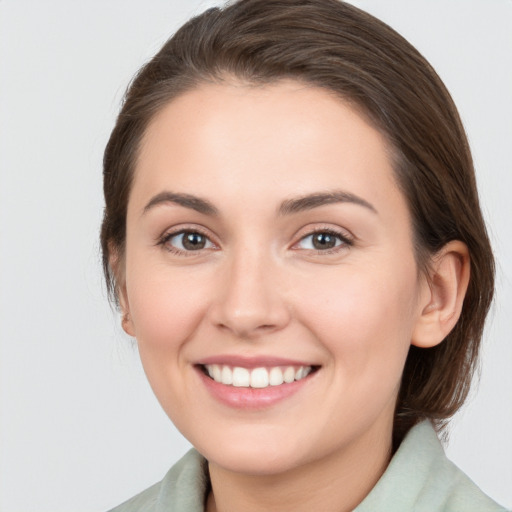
[108,420,508,511]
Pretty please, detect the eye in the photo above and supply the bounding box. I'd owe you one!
[161,230,215,253]
[295,230,351,251]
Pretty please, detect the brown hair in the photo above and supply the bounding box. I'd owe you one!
[101,0,494,443]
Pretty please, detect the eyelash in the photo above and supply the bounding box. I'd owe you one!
[157,227,215,257]
[157,227,353,257]
[294,228,354,255]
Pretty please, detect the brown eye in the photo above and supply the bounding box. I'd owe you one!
[296,230,351,251]
[164,231,214,252]
[312,232,337,250]
[182,232,207,250]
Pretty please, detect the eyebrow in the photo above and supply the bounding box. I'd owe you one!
[142,191,219,216]
[142,189,377,217]
[278,190,378,216]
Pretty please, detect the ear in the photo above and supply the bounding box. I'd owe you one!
[109,246,136,337]
[411,240,470,348]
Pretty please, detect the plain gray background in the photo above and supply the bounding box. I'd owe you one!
[0,1,511,511]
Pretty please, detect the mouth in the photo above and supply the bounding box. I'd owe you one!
[198,364,319,389]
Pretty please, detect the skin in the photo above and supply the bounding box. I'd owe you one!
[117,80,469,512]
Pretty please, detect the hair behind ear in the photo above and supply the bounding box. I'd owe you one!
[107,241,125,311]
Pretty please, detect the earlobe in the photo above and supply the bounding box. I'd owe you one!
[121,310,135,337]
[411,241,470,348]
[109,248,135,337]
[118,285,135,337]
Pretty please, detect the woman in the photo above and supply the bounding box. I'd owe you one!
[101,0,507,510]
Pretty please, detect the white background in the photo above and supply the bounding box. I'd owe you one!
[0,1,511,511]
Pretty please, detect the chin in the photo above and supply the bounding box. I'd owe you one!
[209,450,304,476]
[196,431,317,476]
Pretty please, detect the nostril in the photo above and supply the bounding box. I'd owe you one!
[256,324,278,332]
[207,282,292,338]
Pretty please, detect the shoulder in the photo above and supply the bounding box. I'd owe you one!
[106,449,208,512]
[355,421,508,512]
[107,481,161,512]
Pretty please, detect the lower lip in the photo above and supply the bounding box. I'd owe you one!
[196,367,314,410]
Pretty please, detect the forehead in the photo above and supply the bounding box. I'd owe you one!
[132,80,404,219]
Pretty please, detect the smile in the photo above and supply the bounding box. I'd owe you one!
[203,364,314,389]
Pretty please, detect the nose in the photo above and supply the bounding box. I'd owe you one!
[208,247,291,340]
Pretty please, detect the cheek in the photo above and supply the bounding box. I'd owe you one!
[295,258,420,375]
[123,256,218,422]
[124,256,213,353]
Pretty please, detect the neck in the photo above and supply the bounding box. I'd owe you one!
[206,419,392,512]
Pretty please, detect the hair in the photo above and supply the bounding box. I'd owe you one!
[101,0,494,444]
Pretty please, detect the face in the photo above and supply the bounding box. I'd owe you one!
[120,80,429,476]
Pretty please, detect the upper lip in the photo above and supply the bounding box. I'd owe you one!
[196,355,318,369]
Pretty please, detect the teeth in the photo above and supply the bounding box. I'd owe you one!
[212,364,222,382]
[250,368,269,388]
[232,367,250,387]
[269,367,284,386]
[221,365,233,385]
[283,366,295,383]
[204,364,313,388]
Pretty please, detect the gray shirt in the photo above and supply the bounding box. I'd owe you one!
[108,420,507,511]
